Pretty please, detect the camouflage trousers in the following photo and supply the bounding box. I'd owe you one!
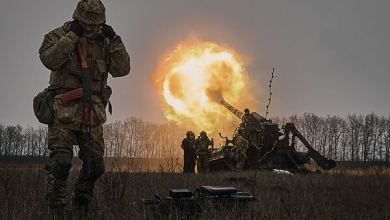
[236,160,245,170]
[235,152,246,170]
[197,155,210,173]
[183,154,196,173]
[46,122,105,209]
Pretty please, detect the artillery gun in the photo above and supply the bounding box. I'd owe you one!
[209,100,336,172]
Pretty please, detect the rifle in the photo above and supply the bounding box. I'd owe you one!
[56,37,93,177]
[76,37,93,178]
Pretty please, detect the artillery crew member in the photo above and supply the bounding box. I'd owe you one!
[195,131,213,173]
[241,108,253,129]
[181,131,197,173]
[235,128,249,170]
[38,0,130,216]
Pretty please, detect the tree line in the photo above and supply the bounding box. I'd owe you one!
[0,113,389,162]
[0,117,185,160]
[273,113,390,162]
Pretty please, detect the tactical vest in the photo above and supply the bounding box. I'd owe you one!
[182,138,196,155]
[235,136,248,151]
[197,139,210,152]
[49,36,109,93]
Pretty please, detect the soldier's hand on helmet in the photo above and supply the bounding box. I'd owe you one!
[70,20,84,37]
[101,24,116,39]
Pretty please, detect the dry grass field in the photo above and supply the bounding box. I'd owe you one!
[0,162,389,220]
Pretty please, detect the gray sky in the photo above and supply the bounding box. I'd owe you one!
[0,0,389,127]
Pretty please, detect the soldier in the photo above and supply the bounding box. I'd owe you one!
[39,0,130,217]
[241,108,252,128]
[235,128,249,170]
[195,131,213,173]
[181,131,197,173]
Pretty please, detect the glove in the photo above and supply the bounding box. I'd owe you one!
[69,20,83,37]
[101,23,116,39]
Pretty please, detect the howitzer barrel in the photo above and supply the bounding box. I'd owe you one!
[220,100,244,120]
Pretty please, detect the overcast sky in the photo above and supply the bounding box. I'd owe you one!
[0,0,389,127]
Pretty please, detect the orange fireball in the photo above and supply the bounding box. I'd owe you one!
[150,39,252,132]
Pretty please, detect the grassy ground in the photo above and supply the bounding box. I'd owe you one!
[0,164,389,220]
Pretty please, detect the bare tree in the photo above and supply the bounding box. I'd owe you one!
[299,113,321,152]
[346,114,363,161]
[375,117,387,161]
[340,121,349,161]
[361,113,376,162]
[0,124,4,157]
[385,117,390,163]
[327,115,344,160]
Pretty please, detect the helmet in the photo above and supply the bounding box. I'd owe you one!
[199,131,207,135]
[72,0,106,25]
[186,131,194,136]
[244,108,250,114]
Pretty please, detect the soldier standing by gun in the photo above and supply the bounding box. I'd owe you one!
[234,128,249,170]
[38,0,130,217]
[181,131,197,173]
[241,108,253,131]
[195,131,213,173]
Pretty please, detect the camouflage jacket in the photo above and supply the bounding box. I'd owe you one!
[241,113,253,128]
[39,22,130,130]
[181,138,196,157]
[235,135,248,157]
[195,137,212,154]
[39,21,130,91]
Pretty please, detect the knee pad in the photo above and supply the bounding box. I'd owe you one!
[91,159,105,182]
[50,153,72,181]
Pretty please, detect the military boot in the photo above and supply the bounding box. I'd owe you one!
[49,204,72,220]
[72,197,90,219]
